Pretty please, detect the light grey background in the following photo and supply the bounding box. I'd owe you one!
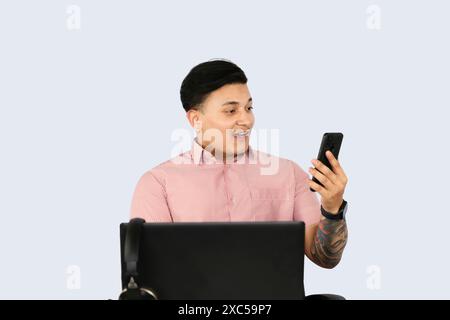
[0,0,448,299]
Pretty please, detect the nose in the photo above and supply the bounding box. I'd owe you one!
[236,111,253,129]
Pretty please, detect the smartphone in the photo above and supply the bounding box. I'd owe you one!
[310,132,344,192]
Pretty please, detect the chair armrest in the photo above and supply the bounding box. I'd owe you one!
[305,294,346,300]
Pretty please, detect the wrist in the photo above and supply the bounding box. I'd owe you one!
[321,200,347,221]
[322,201,343,215]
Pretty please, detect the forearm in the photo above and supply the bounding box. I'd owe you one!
[309,218,348,269]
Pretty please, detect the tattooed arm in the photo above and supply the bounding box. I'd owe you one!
[305,217,348,269]
[305,150,349,269]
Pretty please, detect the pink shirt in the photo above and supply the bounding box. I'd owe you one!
[130,138,321,226]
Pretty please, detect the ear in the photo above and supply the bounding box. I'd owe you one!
[186,109,202,131]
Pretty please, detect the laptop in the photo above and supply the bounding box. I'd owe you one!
[120,221,306,300]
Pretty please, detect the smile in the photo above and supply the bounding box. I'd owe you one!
[232,129,251,137]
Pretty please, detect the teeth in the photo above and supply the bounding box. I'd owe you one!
[233,130,250,137]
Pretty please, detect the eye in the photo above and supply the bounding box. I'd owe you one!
[226,109,236,114]
[247,106,254,111]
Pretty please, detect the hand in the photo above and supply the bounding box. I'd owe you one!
[308,150,348,214]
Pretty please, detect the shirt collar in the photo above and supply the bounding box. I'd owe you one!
[191,137,255,165]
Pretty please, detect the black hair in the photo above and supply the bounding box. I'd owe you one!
[180,59,248,112]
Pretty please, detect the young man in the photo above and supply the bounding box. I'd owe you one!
[130,59,349,269]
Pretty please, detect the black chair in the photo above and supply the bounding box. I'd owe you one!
[119,218,345,300]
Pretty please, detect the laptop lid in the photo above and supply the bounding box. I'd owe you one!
[120,221,305,300]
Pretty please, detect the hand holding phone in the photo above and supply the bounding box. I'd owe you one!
[310,132,344,192]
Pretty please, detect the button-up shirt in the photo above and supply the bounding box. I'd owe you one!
[130,138,321,226]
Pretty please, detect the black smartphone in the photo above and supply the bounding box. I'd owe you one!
[310,132,344,192]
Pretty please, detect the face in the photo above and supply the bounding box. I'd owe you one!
[187,83,255,160]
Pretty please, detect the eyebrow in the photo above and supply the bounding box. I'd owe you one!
[221,97,252,107]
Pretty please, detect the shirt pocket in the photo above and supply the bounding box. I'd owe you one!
[250,188,293,221]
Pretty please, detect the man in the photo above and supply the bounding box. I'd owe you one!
[130,59,349,269]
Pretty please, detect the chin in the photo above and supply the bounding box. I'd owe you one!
[222,138,249,157]
[230,144,248,156]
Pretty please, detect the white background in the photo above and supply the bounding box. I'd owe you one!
[0,0,448,299]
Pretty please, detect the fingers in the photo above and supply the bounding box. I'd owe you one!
[308,178,329,196]
[311,158,338,185]
[325,150,348,185]
[308,167,334,190]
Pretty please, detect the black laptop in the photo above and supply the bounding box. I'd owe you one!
[120,221,306,300]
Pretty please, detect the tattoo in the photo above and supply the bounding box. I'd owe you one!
[310,219,348,269]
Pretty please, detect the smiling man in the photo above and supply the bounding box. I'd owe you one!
[130,59,349,269]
